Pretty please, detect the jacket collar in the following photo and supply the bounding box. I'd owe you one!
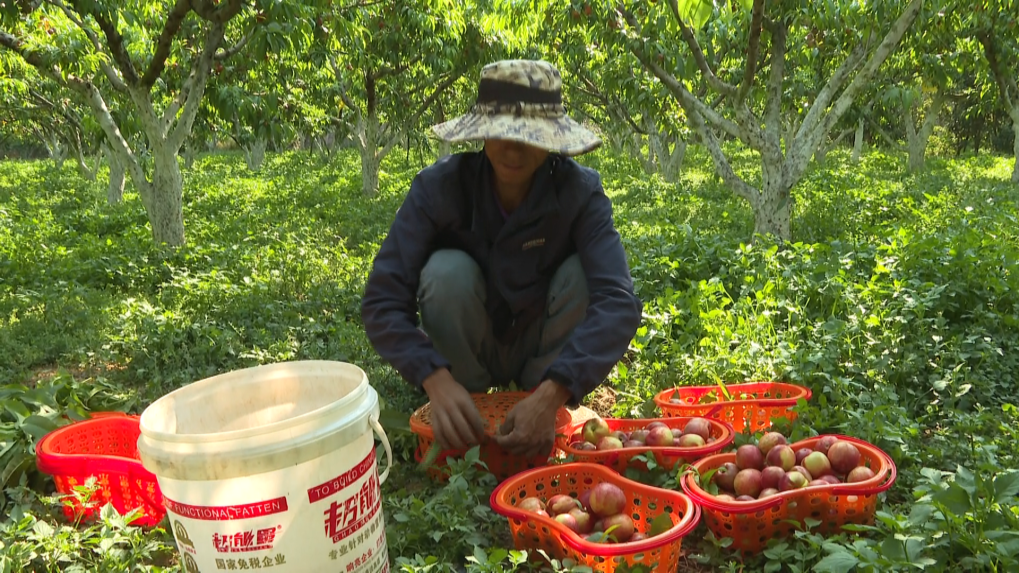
[478,152,561,226]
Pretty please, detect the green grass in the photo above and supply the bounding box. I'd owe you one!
[1,145,1018,572]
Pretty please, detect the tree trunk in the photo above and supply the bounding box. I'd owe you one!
[754,151,793,239]
[140,145,185,245]
[106,145,126,205]
[814,143,829,165]
[74,145,98,182]
[1010,106,1019,183]
[852,117,865,164]
[44,134,67,168]
[753,189,792,239]
[905,93,945,173]
[655,133,686,181]
[906,131,925,173]
[437,139,451,159]
[244,137,267,171]
[183,138,197,170]
[644,132,660,174]
[357,116,383,196]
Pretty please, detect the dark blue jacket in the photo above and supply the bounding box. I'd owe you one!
[360,150,642,406]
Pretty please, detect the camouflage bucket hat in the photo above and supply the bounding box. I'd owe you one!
[430,59,602,156]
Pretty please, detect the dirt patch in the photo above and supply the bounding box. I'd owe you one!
[25,362,126,388]
[582,385,617,419]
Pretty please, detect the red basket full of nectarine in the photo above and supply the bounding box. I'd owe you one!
[490,462,700,572]
[556,415,735,473]
[680,431,897,553]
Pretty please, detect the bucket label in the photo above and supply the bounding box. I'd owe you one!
[165,496,290,521]
[212,526,281,553]
[327,510,388,572]
[160,437,389,571]
[307,448,377,503]
[309,449,382,545]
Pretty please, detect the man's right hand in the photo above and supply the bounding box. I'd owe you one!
[421,368,487,451]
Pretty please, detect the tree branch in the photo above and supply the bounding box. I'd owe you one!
[71,0,140,87]
[618,6,743,140]
[403,71,463,135]
[191,0,244,24]
[868,116,901,149]
[373,55,423,81]
[0,28,88,91]
[169,22,226,151]
[733,103,767,151]
[794,40,868,144]
[688,106,759,206]
[737,0,765,101]
[47,0,129,92]
[764,18,786,154]
[809,0,922,151]
[572,73,647,135]
[214,28,254,60]
[918,91,946,142]
[327,55,359,113]
[978,31,1016,110]
[140,0,192,89]
[667,0,737,97]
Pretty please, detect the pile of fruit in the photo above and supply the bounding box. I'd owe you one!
[709,432,876,501]
[515,482,649,544]
[569,416,715,451]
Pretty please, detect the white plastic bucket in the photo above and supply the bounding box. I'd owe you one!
[137,360,392,573]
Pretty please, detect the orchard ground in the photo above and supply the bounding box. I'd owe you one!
[2,145,1018,572]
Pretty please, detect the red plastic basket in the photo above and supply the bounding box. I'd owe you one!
[680,434,896,553]
[654,382,812,433]
[410,391,573,481]
[555,417,735,473]
[36,413,166,527]
[490,462,701,572]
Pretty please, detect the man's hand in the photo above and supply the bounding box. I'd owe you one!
[495,380,573,459]
[422,368,487,451]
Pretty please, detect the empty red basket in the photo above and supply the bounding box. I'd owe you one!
[36,413,166,527]
[654,382,812,433]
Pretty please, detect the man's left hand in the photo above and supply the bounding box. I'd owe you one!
[495,380,573,459]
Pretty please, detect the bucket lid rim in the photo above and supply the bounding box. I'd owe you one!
[138,360,370,443]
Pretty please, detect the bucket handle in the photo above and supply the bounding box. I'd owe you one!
[369,414,392,485]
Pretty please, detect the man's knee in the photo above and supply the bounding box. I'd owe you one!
[419,249,485,307]
[548,254,589,313]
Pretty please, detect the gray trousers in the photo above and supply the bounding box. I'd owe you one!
[417,249,589,393]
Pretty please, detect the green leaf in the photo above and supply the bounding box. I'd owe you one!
[996,537,1019,558]
[1,451,30,487]
[417,441,444,472]
[472,545,487,564]
[993,471,1019,504]
[908,503,935,526]
[376,409,412,433]
[648,513,673,537]
[813,551,860,573]
[4,400,31,420]
[21,415,59,440]
[954,465,977,495]
[32,519,54,537]
[675,0,713,29]
[933,482,972,515]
